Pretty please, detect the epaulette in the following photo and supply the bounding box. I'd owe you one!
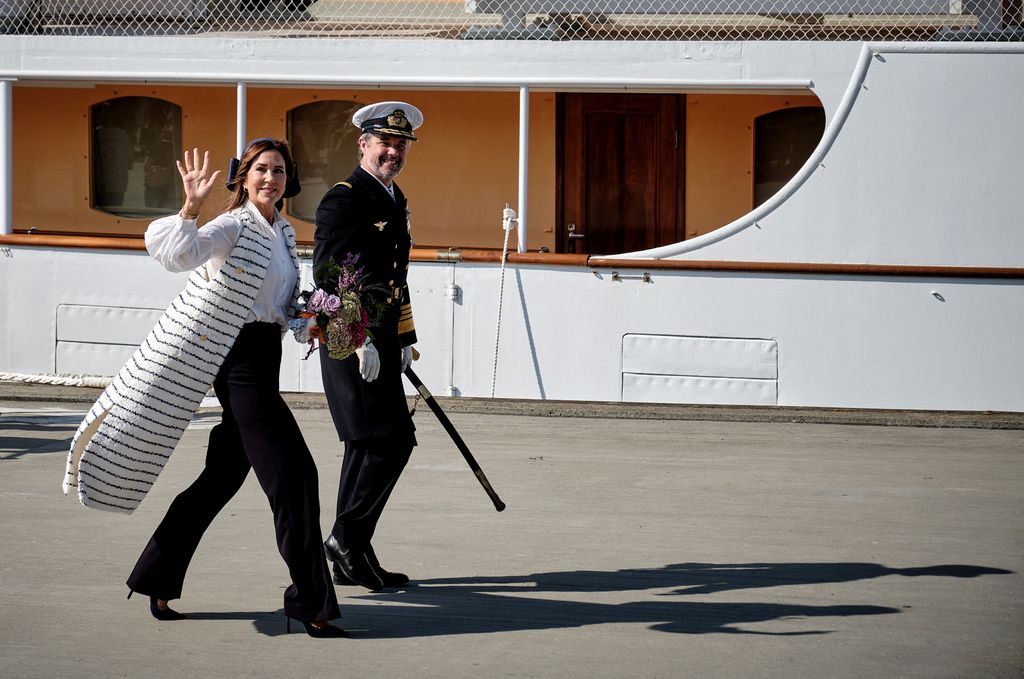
[335,181,352,189]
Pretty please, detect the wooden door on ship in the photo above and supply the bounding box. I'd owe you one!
[557,94,684,255]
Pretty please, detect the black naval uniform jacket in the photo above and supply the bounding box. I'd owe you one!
[314,165,417,442]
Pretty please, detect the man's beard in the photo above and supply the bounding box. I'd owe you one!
[373,156,403,181]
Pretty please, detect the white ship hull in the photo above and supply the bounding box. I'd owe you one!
[1,38,1022,411]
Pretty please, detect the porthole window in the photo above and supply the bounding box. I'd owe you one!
[753,106,825,208]
[287,100,363,222]
[91,96,182,219]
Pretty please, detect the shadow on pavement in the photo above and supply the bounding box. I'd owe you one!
[234,562,1011,638]
[1,435,74,458]
[473,562,1014,596]
[0,413,81,459]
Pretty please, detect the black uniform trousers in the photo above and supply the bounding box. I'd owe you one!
[126,322,340,623]
[332,431,415,551]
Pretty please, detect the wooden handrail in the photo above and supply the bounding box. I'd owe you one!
[410,248,588,266]
[4,234,1022,278]
[587,257,1024,279]
[0,233,148,250]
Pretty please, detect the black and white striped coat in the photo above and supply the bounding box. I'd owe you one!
[62,206,300,513]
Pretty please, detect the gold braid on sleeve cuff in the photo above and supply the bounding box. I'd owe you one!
[398,303,415,336]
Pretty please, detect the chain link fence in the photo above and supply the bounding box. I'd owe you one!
[1,0,1020,39]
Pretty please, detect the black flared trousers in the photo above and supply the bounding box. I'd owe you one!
[331,431,415,551]
[126,322,340,623]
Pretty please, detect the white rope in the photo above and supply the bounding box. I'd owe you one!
[0,372,111,388]
[490,206,517,398]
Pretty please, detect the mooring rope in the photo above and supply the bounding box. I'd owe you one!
[0,372,111,388]
[490,205,517,398]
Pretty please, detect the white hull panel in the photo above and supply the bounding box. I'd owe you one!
[4,248,1021,411]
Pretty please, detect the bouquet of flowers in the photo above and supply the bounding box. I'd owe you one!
[288,254,388,361]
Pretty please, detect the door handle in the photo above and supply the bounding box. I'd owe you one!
[567,223,585,254]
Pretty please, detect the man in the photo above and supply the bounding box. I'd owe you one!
[314,101,421,592]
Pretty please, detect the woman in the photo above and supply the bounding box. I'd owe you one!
[64,139,344,638]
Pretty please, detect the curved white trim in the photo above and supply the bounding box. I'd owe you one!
[606,41,1024,260]
[605,43,872,260]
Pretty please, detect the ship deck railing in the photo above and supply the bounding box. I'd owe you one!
[1,0,1019,39]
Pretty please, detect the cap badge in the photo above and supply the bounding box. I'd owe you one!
[386,110,408,130]
[375,221,388,231]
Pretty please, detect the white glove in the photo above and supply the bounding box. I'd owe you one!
[355,340,380,382]
[401,346,414,373]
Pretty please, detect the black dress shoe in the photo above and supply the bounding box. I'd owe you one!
[324,535,383,592]
[332,561,356,587]
[365,545,410,587]
[331,546,410,588]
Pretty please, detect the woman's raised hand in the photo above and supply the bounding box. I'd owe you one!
[177,148,221,218]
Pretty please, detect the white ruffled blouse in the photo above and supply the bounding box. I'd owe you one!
[145,201,298,326]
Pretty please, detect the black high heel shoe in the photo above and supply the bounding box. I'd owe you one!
[286,617,349,638]
[149,596,186,621]
[128,590,187,621]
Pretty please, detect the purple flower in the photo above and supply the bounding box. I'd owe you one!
[322,294,342,314]
[307,288,328,313]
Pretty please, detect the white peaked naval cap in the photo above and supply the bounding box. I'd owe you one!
[352,101,423,141]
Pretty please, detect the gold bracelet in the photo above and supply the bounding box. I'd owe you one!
[180,209,200,221]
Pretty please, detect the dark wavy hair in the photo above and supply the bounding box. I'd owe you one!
[225,137,301,212]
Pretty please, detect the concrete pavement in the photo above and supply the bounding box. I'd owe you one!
[1,388,1022,678]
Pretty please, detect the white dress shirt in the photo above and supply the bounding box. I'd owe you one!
[368,172,396,200]
[145,201,297,326]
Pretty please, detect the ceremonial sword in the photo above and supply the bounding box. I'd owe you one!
[403,366,506,512]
